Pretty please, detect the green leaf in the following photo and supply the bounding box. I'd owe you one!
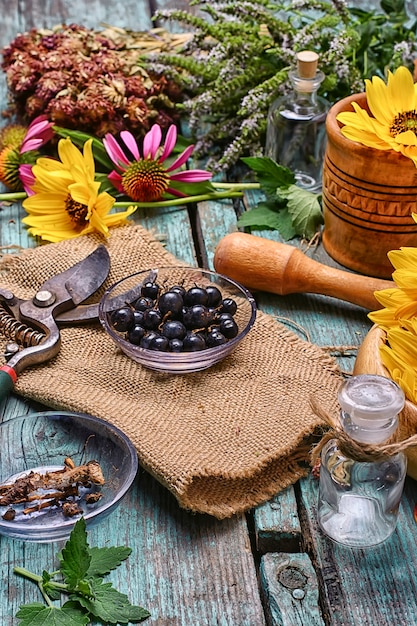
[87,546,132,577]
[73,578,151,624]
[281,185,323,239]
[53,126,114,171]
[237,204,296,240]
[165,179,216,197]
[16,602,89,626]
[59,518,91,589]
[241,157,295,195]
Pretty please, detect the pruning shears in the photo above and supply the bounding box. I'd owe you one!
[0,245,110,401]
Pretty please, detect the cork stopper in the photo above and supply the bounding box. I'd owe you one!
[296,51,319,79]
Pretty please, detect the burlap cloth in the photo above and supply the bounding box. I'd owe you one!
[0,225,342,518]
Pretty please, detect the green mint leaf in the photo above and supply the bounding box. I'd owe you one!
[87,545,132,577]
[241,156,295,195]
[16,602,89,626]
[59,518,91,589]
[280,185,323,239]
[73,577,150,623]
[237,204,297,240]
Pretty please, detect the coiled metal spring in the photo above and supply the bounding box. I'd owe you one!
[0,304,46,348]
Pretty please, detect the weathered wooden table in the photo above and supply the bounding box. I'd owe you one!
[1,1,417,625]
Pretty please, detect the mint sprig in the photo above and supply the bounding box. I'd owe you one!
[14,518,150,625]
[238,156,323,240]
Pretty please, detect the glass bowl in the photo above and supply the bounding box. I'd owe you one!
[98,266,257,374]
[0,411,138,542]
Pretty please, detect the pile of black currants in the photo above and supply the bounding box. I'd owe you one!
[110,279,240,352]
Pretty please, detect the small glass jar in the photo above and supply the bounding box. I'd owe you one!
[265,51,330,193]
[317,374,407,548]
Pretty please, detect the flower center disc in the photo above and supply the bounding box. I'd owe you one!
[390,110,417,137]
[65,196,88,226]
[122,160,169,202]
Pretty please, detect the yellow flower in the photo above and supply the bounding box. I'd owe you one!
[22,137,136,242]
[336,66,417,167]
[368,231,417,403]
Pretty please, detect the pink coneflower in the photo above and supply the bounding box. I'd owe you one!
[0,115,53,192]
[103,124,212,202]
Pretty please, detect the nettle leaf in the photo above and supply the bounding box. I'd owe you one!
[87,546,132,577]
[237,204,296,240]
[73,578,151,624]
[16,602,89,626]
[59,518,91,589]
[280,185,323,239]
[241,156,295,195]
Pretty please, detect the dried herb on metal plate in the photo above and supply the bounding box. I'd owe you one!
[14,517,151,625]
[0,457,105,520]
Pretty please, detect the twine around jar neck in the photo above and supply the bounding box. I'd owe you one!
[310,396,417,465]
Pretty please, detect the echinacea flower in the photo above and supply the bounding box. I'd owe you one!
[0,115,54,192]
[336,66,417,167]
[22,137,136,242]
[103,124,212,202]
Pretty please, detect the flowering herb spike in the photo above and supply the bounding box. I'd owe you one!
[147,0,417,172]
[14,517,151,625]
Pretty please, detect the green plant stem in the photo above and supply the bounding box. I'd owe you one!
[14,566,56,608]
[0,192,27,201]
[113,189,249,209]
[14,566,43,583]
[0,185,260,210]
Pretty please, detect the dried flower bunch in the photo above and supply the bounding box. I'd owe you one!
[147,0,417,172]
[1,24,188,138]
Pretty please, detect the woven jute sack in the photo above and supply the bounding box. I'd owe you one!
[0,225,342,518]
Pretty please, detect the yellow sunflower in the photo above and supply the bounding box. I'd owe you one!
[22,137,136,242]
[336,65,417,167]
[368,227,417,403]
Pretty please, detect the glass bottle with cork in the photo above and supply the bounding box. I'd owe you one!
[317,374,407,548]
[265,50,330,193]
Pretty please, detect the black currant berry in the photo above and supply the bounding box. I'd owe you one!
[111,307,134,332]
[142,308,163,330]
[134,296,154,312]
[127,324,146,345]
[183,305,211,329]
[140,331,159,349]
[219,317,239,339]
[206,328,227,347]
[158,291,184,317]
[220,298,238,315]
[184,286,208,306]
[169,338,184,352]
[182,331,206,351]
[161,320,187,340]
[149,335,170,351]
[141,281,160,300]
[206,285,222,307]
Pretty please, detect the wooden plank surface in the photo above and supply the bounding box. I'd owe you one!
[1,1,417,625]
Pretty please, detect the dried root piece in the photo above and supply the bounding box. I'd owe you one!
[0,458,105,518]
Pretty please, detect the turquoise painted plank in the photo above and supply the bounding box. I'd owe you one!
[16,0,153,32]
[260,552,325,626]
[254,486,301,554]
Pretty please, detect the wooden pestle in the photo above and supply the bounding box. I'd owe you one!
[213,232,394,310]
